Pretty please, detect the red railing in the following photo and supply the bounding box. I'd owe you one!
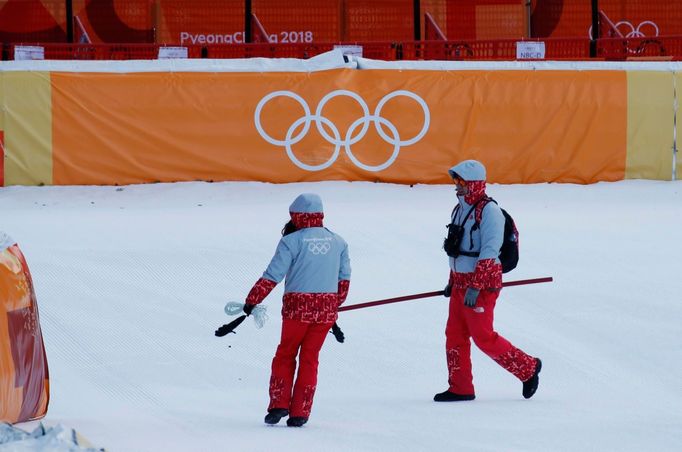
[597,35,682,60]
[4,41,399,61]
[5,36,682,61]
[5,43,202,60]
[206,41,397,60]
[401,37,591,61]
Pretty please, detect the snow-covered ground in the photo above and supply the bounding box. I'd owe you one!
[2,179,681,452]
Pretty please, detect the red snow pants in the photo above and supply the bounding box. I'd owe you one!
[268,319,333,418]
[446,287,536,395]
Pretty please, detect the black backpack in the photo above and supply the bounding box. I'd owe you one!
[443,197,519,273]
[493,200,520,273]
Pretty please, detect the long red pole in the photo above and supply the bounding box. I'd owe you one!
[338,276,553,312]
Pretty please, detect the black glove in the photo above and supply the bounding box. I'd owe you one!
[463,288,480,308]
[243,303,255,316]
[443,283,452,298]
[331,322,345,343]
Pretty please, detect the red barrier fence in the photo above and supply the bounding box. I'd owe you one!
[204,41,397,60]
[597,35,682,60]
[252,0,340,44]
[532,0,682,39]
[6,42,197,59]
[7,36,682,61]
[401,37,591,60]
[157,0,244,46]
[3,1,682,44]
[344,0,414,42]
[440,0,528,40]
[0,0,66,43]
[3,41,400,60]
[72,0,155,43]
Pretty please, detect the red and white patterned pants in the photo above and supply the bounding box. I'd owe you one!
[268,319,333,418]
[445,287,536,395]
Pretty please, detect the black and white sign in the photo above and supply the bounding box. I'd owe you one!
[516,41,545,60]
[14,46,45,61]
[158,46,188,59]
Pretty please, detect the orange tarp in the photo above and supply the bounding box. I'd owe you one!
[0,237,49,423]
[51,68,626,185]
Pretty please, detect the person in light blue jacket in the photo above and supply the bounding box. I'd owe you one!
[243,193,351,427]
[437,160,541,402]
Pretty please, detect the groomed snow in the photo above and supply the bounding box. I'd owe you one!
[2,179,681,451]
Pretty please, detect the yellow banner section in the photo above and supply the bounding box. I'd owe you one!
[626,71,674,181]
[51,69,627,186]
[677,73,682,180]
[0,74,3,186]
[2,72,52,186]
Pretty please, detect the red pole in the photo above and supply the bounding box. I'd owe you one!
[338,276,553,312]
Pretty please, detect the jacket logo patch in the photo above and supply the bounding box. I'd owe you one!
[304,238,332,255]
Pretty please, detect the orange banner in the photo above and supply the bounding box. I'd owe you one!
[1,239,49,424]
[51,68,626,185]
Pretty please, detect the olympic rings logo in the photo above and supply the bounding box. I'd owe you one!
[615,20,659,38]
[254,89,430,172]
[308,242,331,255]
[588,19,659,39]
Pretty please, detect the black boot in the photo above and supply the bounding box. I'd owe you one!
[286,416,308,427]
[522,358,542,399]
[433,390,475,402]
[264,408,289,425]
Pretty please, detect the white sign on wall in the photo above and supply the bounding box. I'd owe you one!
[516,41,546,60]
[334,45,363,58]
[14,46,45,61]
[158,46,189,59]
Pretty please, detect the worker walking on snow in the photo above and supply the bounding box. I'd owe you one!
[437,159,541,402]
[243,193,351,427]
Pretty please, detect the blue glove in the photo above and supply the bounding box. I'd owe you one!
[443,284,452,298]
[463,288,480,307]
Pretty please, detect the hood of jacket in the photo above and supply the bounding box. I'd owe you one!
[448,160,487,205]
[289,193,324,229]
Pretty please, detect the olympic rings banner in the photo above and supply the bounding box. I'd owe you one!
[0,67,676,185]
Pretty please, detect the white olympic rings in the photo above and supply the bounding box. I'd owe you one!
[615,20,659,38]
[308,242,331,255]
[588,19,659,39]
[254,89,430,172]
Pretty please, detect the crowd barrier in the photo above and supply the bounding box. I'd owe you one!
[5,36,682,61]
[0,55,678,187]
[400,37,592,61]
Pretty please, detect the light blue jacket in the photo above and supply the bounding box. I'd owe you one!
[263,227,351,293]
[447,160,504,274]
[449,198,504,274]
[262,193,351,293]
